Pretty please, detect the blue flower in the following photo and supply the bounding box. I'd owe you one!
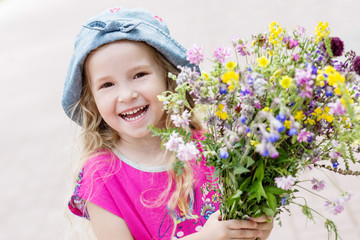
[276,123,285,133]
[311,65,318,75]
[239,116,246,124]
[281,197,288,206]
[220,87,227,95]
[269,134,279,143]
[276,113,286,123]
[332,161,339,168]
[326,90,333,97]
[246,127,251,133]
[219,148,229,159]
[261,149,269,157]
[247,75,254,85]
[288,128,298,136]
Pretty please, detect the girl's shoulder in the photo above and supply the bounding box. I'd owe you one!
[82,148,121,177]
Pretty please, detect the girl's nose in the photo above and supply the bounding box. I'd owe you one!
[117,86,139,102]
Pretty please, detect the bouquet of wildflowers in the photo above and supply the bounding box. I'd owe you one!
[151,21,360,238]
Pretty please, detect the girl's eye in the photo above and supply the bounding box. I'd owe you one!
[100,82,114,89]
[134,72,147,79]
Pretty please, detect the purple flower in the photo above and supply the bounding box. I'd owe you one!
[294,26,305,37]
[275,175,296,190]
[328,99,346,115]
[311,178,325,191]
[232,36,250,56]
[353,56,360,75]
[186,44,204,66]
[297,129,314,143]
[330,37,344,57]
[213,46,232,64]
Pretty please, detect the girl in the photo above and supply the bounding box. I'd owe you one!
[62,7,274,240]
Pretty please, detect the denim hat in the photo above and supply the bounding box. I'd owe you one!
[62,7,194,123]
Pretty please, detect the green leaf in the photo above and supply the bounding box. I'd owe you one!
[248,179,267,202]
[234,166,250,175]
[266,192,277,213]
[264,185,288,195]
[261,206,275,217]
[254,158,264,182]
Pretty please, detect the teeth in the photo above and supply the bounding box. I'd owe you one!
[121,105,146,116]
[123,109,146,122]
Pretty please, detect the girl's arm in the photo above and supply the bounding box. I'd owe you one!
[181,211,273,240]
[87,201,134,240]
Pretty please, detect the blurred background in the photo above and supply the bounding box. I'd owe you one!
[0,0,359,239]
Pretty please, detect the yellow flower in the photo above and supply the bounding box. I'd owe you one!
[218,104,224,110]
[268,51,274,56]
[250,140,259,147]
[324,106,330,113]
[315,21,330,43]
[216,111,228,120]
[257,56,269,67]
[222,71,239,83]
[263,107,270,112]
[295,111,305,121]
[305,118,316,125]
[324,113,334,123]
[279,76,292,89]
[202,72,209,80]
[284,120,291,129]
[226,61,236,70]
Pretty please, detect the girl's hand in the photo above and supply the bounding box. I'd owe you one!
[249,214,274,240]
[185,210,273,240]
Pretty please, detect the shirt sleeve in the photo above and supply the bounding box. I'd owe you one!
[68,151,123,219]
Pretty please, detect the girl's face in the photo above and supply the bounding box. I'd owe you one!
[86,40,167,141]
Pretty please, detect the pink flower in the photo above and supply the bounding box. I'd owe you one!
[325,200,344,215]
[176,142,200,161]
[292,53,299,61]
[275,175,296,190]
[328,99,346,115]
[297,129,314,143]
[186,44,205,66]
[213,46,232,64]
[171,110,191,128]
[311,178,325,191]
[164,132,184,151]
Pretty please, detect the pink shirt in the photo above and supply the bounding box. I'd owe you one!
[68,134,220,239]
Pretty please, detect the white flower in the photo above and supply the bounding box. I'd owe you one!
[275,175,296,190]
[176,142,200,161]
[164,132,184,152]
[171,110,191,128]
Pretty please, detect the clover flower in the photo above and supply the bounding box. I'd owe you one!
[352,56,360,75]
[213,46,232,64]
[164,132,184,152]
[232,35,250,56]
[330,37,344,57]
[186,44,204,65]
[171,110,191,128]
[294,26,305,37]
[275,175,296,190]
[176,142,200,161]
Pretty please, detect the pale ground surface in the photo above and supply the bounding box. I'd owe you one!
[0,0,359,239]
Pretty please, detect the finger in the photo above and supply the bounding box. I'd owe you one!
[227,219,257,230]
[255,221,274,231]
[229,229,262,239]
[250,215,273,223]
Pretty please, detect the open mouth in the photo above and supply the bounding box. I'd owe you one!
[119,105,149,122]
